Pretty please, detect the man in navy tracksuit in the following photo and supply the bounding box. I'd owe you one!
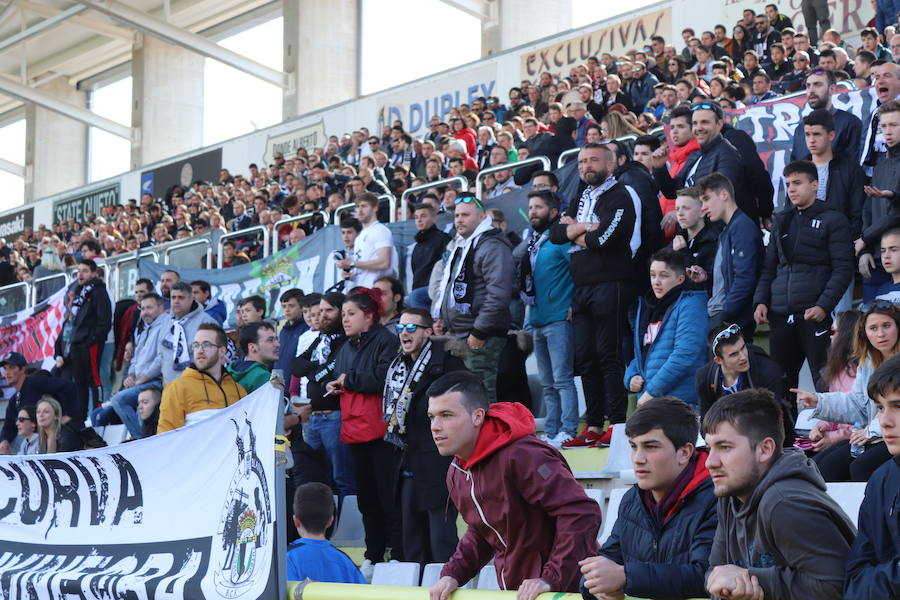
[690,173,762,339]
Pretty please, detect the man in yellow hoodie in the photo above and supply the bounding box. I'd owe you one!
[157,322,246,433]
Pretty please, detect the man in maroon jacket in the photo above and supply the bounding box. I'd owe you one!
[426,371,601,600]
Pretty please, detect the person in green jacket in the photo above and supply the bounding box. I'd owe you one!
[227,321,281,393]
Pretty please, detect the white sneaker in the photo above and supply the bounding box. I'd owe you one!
[549,431,574,448]
[360,559,374,582]
[539,433,554,444]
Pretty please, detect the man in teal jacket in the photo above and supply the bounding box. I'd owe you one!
[520,190,577,447]
[227,321,281,393]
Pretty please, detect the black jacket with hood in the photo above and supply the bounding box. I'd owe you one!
[707,448,856,600]
[68,278,112,348]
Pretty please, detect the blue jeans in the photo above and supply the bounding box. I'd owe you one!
[100,341,114,404]
[306,411,356,498]
[91,381,159,439]
[405,287,431,309]
[532,320,578,437]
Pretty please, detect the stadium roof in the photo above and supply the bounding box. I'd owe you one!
[0,0,282,125]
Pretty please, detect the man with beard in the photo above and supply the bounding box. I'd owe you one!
[383,307,466,567]
[291,292,356,500]
[550,144,639,447]
[790,69,862,161]
[157,323,246,433]
[521,191,577,448]
[55,259,112,424]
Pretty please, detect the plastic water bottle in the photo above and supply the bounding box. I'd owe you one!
[850,422,865,458]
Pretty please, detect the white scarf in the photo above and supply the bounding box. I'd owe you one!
[432,215,494,319]
[163,308,193,370]
[383,340,433,448]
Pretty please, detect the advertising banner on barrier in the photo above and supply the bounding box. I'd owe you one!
[0,286,66,362]
[141,148,223,199]
[519,8,671,81]
[139,231,342,330]
[0,384,280,600]
[724,85,877,210]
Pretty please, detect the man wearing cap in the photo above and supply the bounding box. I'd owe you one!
[0,352,78,454]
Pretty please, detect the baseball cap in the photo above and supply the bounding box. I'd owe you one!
[1,352,27,367]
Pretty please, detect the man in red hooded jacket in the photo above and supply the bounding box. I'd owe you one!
[426,371,601,600]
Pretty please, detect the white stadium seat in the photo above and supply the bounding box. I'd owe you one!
[371,561,420,586]
[599,487,628,545]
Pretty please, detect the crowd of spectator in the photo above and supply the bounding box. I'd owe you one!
[2,3,900,599]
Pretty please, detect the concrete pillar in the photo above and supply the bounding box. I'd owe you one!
[24,78,87,202]
[482,0,572,57]
[131,34,204,169]
[283,0,360,120]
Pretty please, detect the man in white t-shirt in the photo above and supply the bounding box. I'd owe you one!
[334,193,395,289]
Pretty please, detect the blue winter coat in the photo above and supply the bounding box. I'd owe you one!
[624,290,709,406]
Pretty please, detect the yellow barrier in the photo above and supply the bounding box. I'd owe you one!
[287,582,582,599]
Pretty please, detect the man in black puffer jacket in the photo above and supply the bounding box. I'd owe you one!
[580,397,718,600]
[753,161,853,395]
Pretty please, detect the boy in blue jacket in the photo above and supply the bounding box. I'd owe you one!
[580,397,718,599]
[286,483,367,585]
[844,354,900,599]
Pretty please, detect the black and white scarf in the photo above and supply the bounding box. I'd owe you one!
[571,175,617,254]
[383,340,433,448]
[162,309,193,371]
[519,223,555,306]
[313,333,340,365]
[62,281,95,353]
[432,216,495,319]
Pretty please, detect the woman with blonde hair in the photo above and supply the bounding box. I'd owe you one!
[601,111,643,139]
[36,396,80,454]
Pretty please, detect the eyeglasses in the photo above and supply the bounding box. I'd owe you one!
[691,102,716,111]
[454,195,485,210]
[395,323,428,333]
[860,299,898,312]
[712,323,742,354]
[16,417,31,423]
[191,342,223,352]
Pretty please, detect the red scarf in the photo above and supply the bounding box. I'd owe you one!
[668,137,700,177]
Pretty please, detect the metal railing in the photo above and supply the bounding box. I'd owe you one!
[216,225,270,269]
[164,237,212,269]
[29,272,68,306]
[400,175,468,209]
[332,203,356,225]
[0,281,31,314]
[475,156,551,199]
[556,133,645,169]
[270,211,329,253]
[379,193,398,223]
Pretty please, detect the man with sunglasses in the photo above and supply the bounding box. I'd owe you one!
[653,101,764,224]
[695,322,794,441]
[383,307,466,567]
[750,14,780,62]
[433,194,514,404]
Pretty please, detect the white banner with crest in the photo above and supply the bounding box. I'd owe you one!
[0,384,281,600]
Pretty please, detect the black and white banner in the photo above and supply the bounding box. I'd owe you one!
[0,384,281,600]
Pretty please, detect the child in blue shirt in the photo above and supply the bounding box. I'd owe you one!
[286,483,367,584]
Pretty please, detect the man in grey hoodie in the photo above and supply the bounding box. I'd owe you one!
[160,281,218,385]
[703,388,856,600]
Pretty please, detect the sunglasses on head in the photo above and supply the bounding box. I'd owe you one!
[691,102,716,111]
[395,323,427,333]
[712,323,742,354]
[860,299,898,312]
[454,195,484,210]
